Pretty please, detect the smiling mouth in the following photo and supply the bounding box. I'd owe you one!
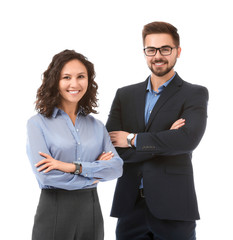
[67,90,80,95]
[153,61,167,66]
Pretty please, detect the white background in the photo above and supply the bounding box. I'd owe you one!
[0,0,232,239]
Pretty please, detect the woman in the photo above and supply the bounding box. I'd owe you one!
[26,49,123,240]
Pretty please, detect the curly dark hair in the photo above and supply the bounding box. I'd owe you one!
[35,49,98,117]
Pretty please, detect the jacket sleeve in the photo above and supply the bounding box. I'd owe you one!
[106,89,123,131]
[136,86,209,156]
[106,86,209,163]
[106,89,133,157]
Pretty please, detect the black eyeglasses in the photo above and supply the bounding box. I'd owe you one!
[144,46,177,56]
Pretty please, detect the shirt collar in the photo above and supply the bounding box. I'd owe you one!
[52,107,60,118]
[146,72,176,93]
[52,107,86,118]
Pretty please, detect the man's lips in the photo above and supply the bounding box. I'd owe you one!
[152,61,167,66]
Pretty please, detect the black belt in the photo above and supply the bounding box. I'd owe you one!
[139,188,145,198]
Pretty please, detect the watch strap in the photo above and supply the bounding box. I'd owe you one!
[73,162,82,175]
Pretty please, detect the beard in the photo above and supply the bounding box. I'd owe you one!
[149,58,177,77]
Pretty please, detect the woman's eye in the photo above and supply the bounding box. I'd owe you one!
[63,76,70,80]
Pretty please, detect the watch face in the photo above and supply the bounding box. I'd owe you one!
[128,133,134,140]
[74,163,81,175]
[127,133,135,147]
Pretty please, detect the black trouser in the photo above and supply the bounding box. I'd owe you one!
[32,188,104,240]
[116,191,196,240]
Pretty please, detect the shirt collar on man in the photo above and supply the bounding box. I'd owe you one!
[146,72,177,93]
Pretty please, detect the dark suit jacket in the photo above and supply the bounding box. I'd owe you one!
[106,73,209,221]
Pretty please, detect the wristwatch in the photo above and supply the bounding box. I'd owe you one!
[127,133,135,148]
[73,162,82,175]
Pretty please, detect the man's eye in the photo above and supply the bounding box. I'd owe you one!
[147,49,155,53]
[161,48,170,53]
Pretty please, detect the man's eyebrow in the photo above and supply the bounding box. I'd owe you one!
[145,45,172,49]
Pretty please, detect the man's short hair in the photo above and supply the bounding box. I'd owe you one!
[142,21,180,47]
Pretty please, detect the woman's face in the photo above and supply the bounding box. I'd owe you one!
[59,59,88,109]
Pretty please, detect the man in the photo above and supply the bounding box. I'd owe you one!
[106,21,208,240]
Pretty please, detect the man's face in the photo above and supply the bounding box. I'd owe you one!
[144,33,181,77]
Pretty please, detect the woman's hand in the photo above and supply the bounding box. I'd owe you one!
[170,118,185,130]
[97,151,114,161]
[91,151,114,185]
[35,152,76,173]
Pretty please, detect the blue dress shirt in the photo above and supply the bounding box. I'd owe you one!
[138,73,176,188]
[144,73,176,124]
[26,108,123,190]
[135,73,176,146]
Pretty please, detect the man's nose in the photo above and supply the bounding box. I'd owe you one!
[154,49,163,57]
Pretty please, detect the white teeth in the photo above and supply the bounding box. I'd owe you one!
[155,62,164,66]
[69,91,79,94]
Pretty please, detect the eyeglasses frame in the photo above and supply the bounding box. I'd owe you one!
[143,46,178,56]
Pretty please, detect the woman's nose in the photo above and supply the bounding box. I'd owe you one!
[70,78,79,87]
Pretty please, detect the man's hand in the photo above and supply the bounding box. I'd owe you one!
[109,119,185,148]
[170,118,185,130]
[109,131,130,148]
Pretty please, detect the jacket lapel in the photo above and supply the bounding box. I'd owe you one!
[134,78,148,132]
[145,74,183,131]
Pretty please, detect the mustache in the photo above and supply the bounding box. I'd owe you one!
[152,59,168,64]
